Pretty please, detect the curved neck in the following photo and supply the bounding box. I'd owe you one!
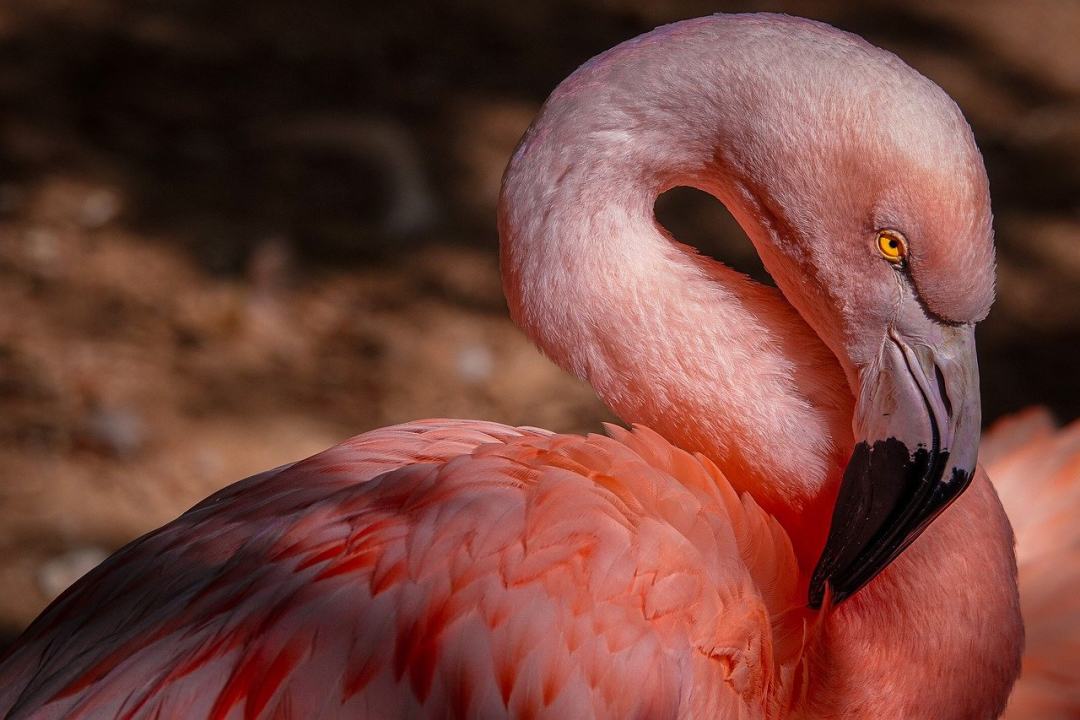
[498,20,852,559]
[497,15,1020,715]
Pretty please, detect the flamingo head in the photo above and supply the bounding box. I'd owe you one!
[716,28,997,606]
[501,15,999,608]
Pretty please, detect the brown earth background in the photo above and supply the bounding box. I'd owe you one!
[0,0,1077,644]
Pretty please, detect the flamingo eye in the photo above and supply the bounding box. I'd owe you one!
[877,230,907,263]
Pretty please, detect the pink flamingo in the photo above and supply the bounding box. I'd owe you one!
[0,14,1023,719]
[981,410,1080,719]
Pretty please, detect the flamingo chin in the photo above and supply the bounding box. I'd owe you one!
[0,13,1023,720]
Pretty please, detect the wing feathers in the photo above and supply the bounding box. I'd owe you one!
[1,420,801,719]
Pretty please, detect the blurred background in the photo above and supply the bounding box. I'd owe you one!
[0,0,1076,643]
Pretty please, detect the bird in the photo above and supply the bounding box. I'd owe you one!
[981,409,1080,720]
[0,14,1024,719]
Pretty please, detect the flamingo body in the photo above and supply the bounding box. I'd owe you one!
[983,411,1080,720]
[0,13,1029,719]
[1,420,805,719]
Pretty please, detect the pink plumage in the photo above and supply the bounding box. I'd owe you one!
[0,12,1044,719]
[0,421,807,718]
[983,411,1080,720]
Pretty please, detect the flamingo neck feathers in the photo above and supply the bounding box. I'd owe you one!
[500,14,1021,717]
[499,17,853,559]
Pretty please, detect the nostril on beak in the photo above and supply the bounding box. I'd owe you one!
[934,363,952,418]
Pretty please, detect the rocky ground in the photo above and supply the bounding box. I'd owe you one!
[0,0,1076,642]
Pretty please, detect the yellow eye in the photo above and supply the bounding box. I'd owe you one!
[877,230,907,263]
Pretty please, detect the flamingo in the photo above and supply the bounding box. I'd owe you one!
[0,14,1024,719]
[981,410,1080,719]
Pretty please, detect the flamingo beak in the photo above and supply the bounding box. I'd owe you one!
[808,323,980,608]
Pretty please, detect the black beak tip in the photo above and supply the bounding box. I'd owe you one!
[806,438,975,610]
[808,567,856,609]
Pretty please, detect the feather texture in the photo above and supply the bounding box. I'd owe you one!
[983,410,1080,720]
[0,420,807,719]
